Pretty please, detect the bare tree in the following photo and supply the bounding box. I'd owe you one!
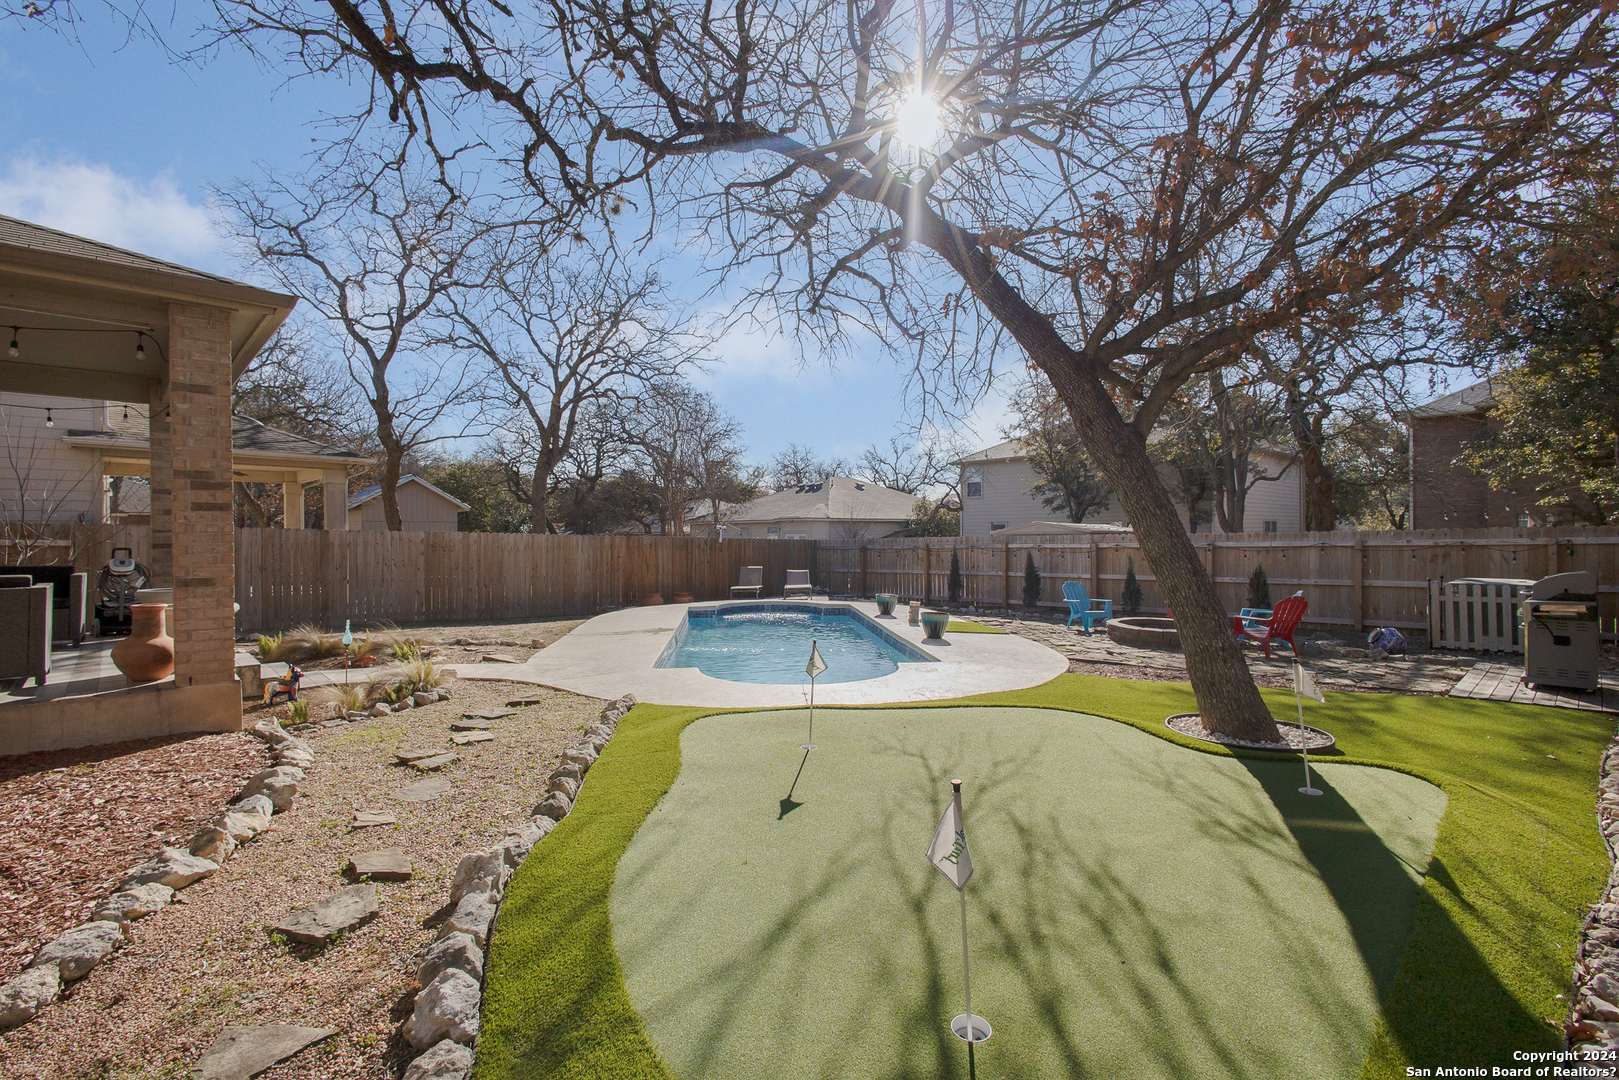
[218,159,486,531]
[1157,373,1293,534]
[209,0,1618,740]
[1006,380,1114,524]
[440,246,704,532]
[858,431,965,495]
[629,382,749,535]
[768,443,851,490]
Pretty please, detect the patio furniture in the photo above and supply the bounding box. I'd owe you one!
[2,565,86,646]
[783,570,813,599]
[1235,594,1308,659]
[0,574,53,687]
[730,566,764,599]
[1062,581,1113,633]
[1233,607,1273,635]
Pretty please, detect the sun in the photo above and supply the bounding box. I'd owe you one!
[893,89,942,148]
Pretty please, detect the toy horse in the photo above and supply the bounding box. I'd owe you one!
[262,665,304,705]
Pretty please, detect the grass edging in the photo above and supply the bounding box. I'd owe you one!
[476,676,1614,1080]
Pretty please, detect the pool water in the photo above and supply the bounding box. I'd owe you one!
[656,604,933,684]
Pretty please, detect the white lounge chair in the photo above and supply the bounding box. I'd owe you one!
[783,569,813,599]
[731,566,764,599]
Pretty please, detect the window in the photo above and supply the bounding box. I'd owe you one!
[1263,520,1278,534]
[963,468,983,498]
[738,527,751,538]
[766,525,780,535]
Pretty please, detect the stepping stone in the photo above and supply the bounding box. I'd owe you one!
[462,709,516,721]
[348,849,413,881]
[272,884,379,946]
[350,810,397,828]
[410,753,460,771]
[450,718,492,732]
[195,1024,338,1079]
[396,748,446,764]
[393,778,452,803]
[507,697,546,707]
[480,653,520,664]
[451,731,494,745]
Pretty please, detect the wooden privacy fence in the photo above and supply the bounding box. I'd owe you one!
[234,531,816,633]
[816,526,1619,638]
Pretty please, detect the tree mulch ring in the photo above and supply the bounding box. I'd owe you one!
[1165,713,1335,753]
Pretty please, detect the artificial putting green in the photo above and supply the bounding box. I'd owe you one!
[474,677,1613,1080]
[611,707,1445,1080]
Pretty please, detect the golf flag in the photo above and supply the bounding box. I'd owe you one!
[927,787,974,890]
[1294,661,1325,703]
[806,640,827,679]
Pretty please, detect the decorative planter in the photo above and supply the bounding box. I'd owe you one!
[908,601,922,626]
[875,593,898,617]
[672,592,694,604]
[642,593,664,606]
[111,603,174,682]
[920,610,950,641]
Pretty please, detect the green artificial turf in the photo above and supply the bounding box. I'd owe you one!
[475,676,1613,1080]
[944,619,1008,633]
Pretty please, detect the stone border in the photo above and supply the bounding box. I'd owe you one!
[394,693,637,1080]
[0,718,315,1031]
[1564,732,1619,1074]
[1165,713,1336,753]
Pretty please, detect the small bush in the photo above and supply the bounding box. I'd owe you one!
[1022,552,1041,608]
[1246,564,1272,610]
[256,632,283,661]
[1121,557,1143,617]
[258,624,347,663]
[314,684,365,717]
[287,700,309,724]
[948,549,964,604]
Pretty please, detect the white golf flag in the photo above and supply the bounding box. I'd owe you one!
[926,788,974,890]
[806,640,827,679]
[1294,661,1326,703]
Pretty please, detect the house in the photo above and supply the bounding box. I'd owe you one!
[955,438,1303,537]
[688,476,916,541]
[1406,378,1554,529]
[347,474,469,531]
[0,213,295,754]
[0,399,369,528]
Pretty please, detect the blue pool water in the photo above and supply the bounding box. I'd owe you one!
[656,604,933,684]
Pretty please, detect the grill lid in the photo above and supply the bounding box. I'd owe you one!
[1528,571,1597,602]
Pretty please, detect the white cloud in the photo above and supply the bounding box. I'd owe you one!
[0,156,222,265]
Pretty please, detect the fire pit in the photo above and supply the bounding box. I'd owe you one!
[1106,617,1180,649]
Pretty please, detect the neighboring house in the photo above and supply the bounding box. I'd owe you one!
[1406,378,1554,529]
[955,438,1304,537]
[989,521,1130,537]
[1,393,366,528]
[688,476,916,541]
[347,474,470,532]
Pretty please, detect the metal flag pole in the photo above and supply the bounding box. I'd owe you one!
[1295,660,1322,796]
[929,778,991,1074]
[803,639,826,750]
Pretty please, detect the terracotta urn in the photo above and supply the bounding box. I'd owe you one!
[112,603,175,683]
[642,593,664,606]
[673,592,694,604]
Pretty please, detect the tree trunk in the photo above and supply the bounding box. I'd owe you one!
[379,446,404,531]
[529,455,560,535]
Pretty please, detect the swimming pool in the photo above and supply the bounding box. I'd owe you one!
[655,603,935,684]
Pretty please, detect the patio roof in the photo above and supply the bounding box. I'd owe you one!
[61,412,371,478]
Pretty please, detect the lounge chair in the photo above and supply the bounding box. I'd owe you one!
[1234,594,1307,659]
[1062,581,1113,633]
[783,569,814,599]
[730,566,764,599]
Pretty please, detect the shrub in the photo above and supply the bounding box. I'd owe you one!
[256,632,283,661]
[948,549,964,604]
[287,700,309,724]
[1022,552,1041,608]
[315,684,365,717]
[257,624,347,664]
[1246,564,1272,610]
[1121,557,1143,617]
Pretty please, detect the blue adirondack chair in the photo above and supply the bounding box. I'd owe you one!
[1062,581,1113,633]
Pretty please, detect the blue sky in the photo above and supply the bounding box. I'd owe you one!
[0,15,1010,472]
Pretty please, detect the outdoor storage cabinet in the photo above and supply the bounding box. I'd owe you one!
[1429,577,1533,653]
[1524,572,1600,692]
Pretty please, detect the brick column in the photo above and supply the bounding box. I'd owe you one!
[147,378,172,584]
[166,303,237,687]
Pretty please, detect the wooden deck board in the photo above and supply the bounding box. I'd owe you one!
[1450,661,1618,714]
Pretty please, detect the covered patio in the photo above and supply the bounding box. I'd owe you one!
[0,215,295,755]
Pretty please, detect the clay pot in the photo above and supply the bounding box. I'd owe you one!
[112,603,175,682]
[672,592,694,604]
[642,593,665,606]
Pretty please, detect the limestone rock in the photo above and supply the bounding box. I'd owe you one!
[408,691,433,706]
[498,817,554,866]
[402,969,481,1049]
[30,920,125,981]
[394,696,414,711]
[434,687,452,701]
[122,847,219,890]
[91,883,173,925]
[249,721,296,747]
[534,791,573,821]
[188,825,238,864]
[218,809,272,842]
[275,748,316,768]
[372,702,393,717]
[450,732,494,746]
[449,718,491,732]
[403,1039,475,1080]
[234,767,304,812]
[417,931,484,988]
[584,723,613,741]
[351,810,398,828]
[439,889,499,950]
[396,747,447,764]
[561,747,595,771]
[410,753,459,772]
[449,850,507,906]
[231,794,276,819]
[194,1024,338,1080]
[348,849,413,881]
[273,884,379,946]
[546,774,579,801]
[0,964,61,1030]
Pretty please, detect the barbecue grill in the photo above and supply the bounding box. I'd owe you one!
[1524,571,1600,691]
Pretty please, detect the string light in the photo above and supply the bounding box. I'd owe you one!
[122,404,129,421]
[7,328,16,358]
[45,409,53,428]
[135,334,145,362]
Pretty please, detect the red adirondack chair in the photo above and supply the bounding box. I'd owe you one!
[1234,594,1308,659]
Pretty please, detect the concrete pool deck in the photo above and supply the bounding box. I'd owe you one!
[446,600,1069,706]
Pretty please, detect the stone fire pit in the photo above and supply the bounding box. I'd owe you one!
[1105,617,1181,650]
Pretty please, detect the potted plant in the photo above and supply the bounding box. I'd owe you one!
[920,609,950,640]
[875,593,898,616]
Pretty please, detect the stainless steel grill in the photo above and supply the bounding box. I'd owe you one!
[1524,571,1600,691]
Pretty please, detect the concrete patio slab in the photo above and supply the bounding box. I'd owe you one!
[447,601,1068,707]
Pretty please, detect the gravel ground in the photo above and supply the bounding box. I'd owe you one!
[0,677,602,1080]
[244,618,586,673]
[0,733,270,974]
